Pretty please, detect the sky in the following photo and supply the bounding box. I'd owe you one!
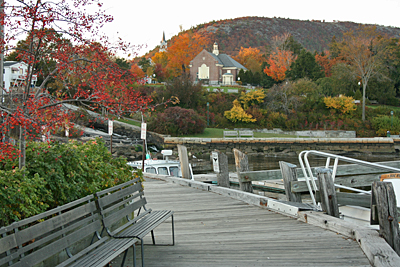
[101,0,400,58]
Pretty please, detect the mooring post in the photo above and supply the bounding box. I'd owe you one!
[213,150,229,188]
[316,168,339,218]
[177,144,191,179]
[371,181,400,255]
[279,161,302,203]
[233,148,253,193]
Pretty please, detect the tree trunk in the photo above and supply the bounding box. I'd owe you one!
[362,83,366,121]
[19,125,26,169]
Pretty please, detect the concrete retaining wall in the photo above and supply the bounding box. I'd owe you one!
[164,137,400,158]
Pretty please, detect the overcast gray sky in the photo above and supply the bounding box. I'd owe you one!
[102,0,400,58]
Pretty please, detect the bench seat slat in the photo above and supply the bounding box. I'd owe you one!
[116,210,173,239]
[66,237,136,267]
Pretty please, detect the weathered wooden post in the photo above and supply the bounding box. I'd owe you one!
[212,150,229,188]
[371,181,400,255]
[279,161,302,203]
[177,144,191,179]
[233,148,253,193]
[316,168,339,218]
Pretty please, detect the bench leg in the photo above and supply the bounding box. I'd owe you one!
[151,230,155,245]
[172,214,175,246]
[120,249,128,266]
[140,238,144,267]
[133,244,136,267]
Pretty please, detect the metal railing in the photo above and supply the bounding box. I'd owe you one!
[298,150,400,206]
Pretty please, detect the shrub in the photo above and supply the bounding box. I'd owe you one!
[0,169,50,227]
[148,106,206,136]
[371,115,400,136]
[0,138,140,226]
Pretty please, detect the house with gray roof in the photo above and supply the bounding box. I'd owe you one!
[189,42,246,85]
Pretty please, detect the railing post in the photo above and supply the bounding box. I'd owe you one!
[371,181,400,255]
[177,144,191,179]
[279,161,302,203]
[233,148,253,193]
[214,150,229,188]
[316,168,339,218]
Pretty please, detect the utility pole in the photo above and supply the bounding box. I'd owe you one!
[0,0,4,101]
[0,0,4,143]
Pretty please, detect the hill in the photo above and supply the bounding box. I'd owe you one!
[146,16,400,57]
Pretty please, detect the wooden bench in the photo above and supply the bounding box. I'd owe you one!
[0,178,174,267]
[239,130,254,138]
[223,130,238,138]
[0,194,137,267]
[95,178,175,267]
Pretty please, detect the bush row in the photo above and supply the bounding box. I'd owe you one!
[0,138,140,227]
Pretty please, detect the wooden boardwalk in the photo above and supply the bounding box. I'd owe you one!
[111,178,371,267]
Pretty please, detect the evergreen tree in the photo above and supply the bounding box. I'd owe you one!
[286,50,325,81]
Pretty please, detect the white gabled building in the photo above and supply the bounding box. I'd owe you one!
[3,61,37,92]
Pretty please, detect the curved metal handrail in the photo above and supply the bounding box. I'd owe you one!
[298,150,400,206]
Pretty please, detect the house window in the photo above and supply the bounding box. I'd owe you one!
[198,64,209,79]
[227,70,231,73]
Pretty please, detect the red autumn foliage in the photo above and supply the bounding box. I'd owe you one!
[0,0,154,167]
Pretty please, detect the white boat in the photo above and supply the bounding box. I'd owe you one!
[127,150,193,179]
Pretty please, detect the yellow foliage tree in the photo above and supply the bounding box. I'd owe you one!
[224,100,257,123]
[324,95,356,114]
[239,89,265,109]
[152,51,168,68]
[233,47,264,73]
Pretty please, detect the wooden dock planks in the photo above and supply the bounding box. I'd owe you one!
[111,178,371,267]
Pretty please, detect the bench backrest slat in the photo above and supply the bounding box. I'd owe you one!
[15,201,97,247]
[96,178,141,197]
[0,194,100,266]
[101,192,143,215]
[17,219,102,267]
[97,182,142,209]
[96,180,148,230]
[0,194,94,234]
[102,197,147,228]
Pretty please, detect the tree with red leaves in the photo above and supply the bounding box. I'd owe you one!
[0,0,153,168]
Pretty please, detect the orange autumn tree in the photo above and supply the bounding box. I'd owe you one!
[233,47,264,73]
[315,50,341,77]
[264,50,297,81]
[130,63,146,80]
[166,32,211,77]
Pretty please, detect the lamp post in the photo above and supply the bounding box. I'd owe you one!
[391,110,394,129]
[207,102,209,127]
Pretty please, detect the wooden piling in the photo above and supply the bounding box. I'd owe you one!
[316,168,339,218]
[177,144,191,179]
[371,181,400,255]
[233,148,253,193]
[279,161,302,203]
[215,150,229,188]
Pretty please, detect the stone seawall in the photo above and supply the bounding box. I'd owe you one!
[164,137,400,159]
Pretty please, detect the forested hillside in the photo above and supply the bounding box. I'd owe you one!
[147,16,400,57]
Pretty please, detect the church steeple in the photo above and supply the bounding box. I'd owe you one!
[212,42,219,56]
[160,31,167,52]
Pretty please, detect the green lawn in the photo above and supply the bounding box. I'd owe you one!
[184,128,300,138]
[118,119,299,138]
